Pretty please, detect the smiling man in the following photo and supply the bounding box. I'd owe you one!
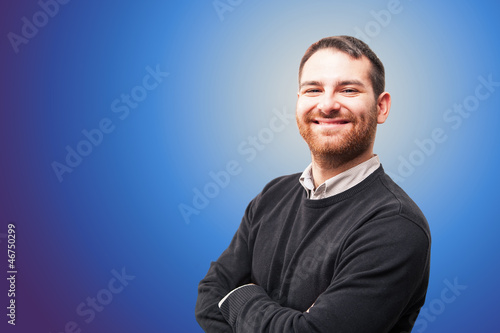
[195,36,431,333]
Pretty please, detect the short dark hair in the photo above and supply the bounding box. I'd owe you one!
[299,36,385,98]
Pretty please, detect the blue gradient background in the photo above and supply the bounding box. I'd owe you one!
[1,0,499,332]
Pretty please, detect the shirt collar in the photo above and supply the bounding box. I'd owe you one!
[299,155,381,199]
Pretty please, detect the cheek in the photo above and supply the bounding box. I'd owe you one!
[346,100,376,118]
[296,98,315,115]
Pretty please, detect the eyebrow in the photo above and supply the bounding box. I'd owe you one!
[299,79,366,89]
[299,80,322,88]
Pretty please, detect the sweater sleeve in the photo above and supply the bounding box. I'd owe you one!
[195,199,256,332]
[217,216,430,333]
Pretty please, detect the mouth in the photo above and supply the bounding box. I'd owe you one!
[312,118,351,126]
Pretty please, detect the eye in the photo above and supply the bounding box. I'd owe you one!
[302,88,323,95]
[342,88,358,93]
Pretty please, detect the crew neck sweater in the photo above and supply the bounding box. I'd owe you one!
[195,166,431,333]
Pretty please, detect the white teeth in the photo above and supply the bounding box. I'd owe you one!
[318,121,346,125]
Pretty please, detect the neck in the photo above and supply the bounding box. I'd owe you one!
[310,150,374,188]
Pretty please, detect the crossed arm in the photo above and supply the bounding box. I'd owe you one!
[195,214,430,333]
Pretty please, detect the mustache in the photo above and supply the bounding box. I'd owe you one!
[304,112,358,123]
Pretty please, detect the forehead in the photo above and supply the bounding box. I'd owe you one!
[301,49,372,84]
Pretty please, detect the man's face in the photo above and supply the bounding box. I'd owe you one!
[296,49,380,160]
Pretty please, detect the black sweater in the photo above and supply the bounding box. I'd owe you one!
[195,166,431,332]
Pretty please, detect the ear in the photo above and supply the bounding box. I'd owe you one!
[376,92,391,124]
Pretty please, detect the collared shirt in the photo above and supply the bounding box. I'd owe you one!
[299,155,381,199]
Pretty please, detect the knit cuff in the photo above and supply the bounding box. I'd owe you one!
[219,284,264,327]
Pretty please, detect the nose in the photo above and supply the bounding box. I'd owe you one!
[317,93,340,115]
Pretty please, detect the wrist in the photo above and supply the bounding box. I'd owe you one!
[218,283,255,308]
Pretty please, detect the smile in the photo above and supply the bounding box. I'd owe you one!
[313,119,351,126]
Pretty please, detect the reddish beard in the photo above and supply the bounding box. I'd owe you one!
[296,106,378,165]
